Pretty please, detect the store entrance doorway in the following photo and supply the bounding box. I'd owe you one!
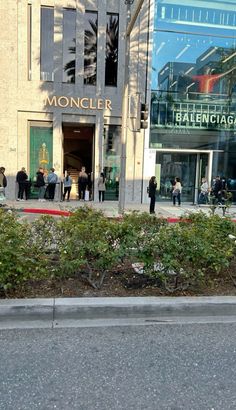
[63,124,94,200]
[155,150,213,203]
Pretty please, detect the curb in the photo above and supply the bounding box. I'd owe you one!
[3,207,236,223]
[1,297,236,323]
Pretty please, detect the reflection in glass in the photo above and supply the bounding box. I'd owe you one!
[151,31,236,132]
[105,14,119,86]
[103,125,121,200]
[63,9,76,83]
[152,31,236,96]
[84,12,97,85]
[154,1,236,36]
[40,7,54,81]
[156,152,197,202]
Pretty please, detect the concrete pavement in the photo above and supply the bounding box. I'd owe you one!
[1,297,236,329]
[1,202,236,328]
[2,199,236,219]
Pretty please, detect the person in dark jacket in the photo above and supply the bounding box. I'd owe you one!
[148,176,157,214]
[211,176,222,204]
[16,167,28,201]
[0,167,7,190]
[0,167,7,200]
[36,168,46,201]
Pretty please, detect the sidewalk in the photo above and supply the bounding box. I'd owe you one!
[3,199,236,219]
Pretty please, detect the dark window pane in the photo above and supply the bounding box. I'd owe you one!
[105,14,119,86]
[63,9,76,83]
[84,11,97,85]
[40,7,54,81]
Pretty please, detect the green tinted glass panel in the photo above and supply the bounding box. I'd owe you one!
[30,126,53,182]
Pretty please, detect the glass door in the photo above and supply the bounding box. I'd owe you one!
[156,151,197,202]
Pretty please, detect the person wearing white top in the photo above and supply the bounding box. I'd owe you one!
[172,177,182,206]
[198,178,209,204]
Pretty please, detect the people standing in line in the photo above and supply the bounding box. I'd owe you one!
[16,167,28,201]
[148,176,157,214]
[98,172,106,202]
[47,168,58,201]
[198,177,209,204]
[78,166,88,200]
[172,177,182,206]
[0,167,7,200]
[36,168,46,201]
[211,175,222,204]
[63,172,72,201]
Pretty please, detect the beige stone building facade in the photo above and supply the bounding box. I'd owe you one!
[0,0,150,202]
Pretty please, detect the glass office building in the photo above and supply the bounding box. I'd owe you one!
[149,0,236,202]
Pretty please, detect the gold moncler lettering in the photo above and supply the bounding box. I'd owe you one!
[46,96,112,111]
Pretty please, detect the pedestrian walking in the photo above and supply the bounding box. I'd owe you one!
[63,172,72,201]
[148,176,157,214]
[98,172,106,202]
[172,177,182,206]
[198,177,209,204]
[211,175,222,204]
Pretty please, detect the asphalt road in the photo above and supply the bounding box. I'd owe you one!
[1,323,236,410]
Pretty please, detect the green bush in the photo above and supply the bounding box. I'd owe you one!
[0,211,41,290]
[1,208,236,294]
[55,208,124,288]
[137,212,236,290]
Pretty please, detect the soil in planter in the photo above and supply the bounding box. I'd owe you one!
[2,261,236,299]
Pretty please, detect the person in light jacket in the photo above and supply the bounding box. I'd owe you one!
[172,177,182,206]
[47,168,58,201]
[198,178,209,204]
[63,172,72,201]
[98,172,106,202]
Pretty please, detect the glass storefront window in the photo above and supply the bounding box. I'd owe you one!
[84,11,97,85]
[151,31,236,94]
[40,7,54,81]
[103,125,121,200]
[63,9,76,83]
[151,0,236,201]
[105,14,119,86]
[154,1,236,36]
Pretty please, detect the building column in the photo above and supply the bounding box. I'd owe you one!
[53,111,63,179]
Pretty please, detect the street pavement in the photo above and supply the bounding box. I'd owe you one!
[2,199,236,220]
[1,322,236,410]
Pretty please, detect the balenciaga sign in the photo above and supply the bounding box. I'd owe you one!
[45,96,112,111]
[175,112,236,126]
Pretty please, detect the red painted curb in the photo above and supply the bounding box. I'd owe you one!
[22,208,72,217]
[5,208,236,223]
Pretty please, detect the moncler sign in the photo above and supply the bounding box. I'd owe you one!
[46,96,112,111]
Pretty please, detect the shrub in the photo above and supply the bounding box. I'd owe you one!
[0,211,40,290]
[55,208,124,288]
[138,212,236,291]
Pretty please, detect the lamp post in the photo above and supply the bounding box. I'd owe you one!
[118,0,134,215]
